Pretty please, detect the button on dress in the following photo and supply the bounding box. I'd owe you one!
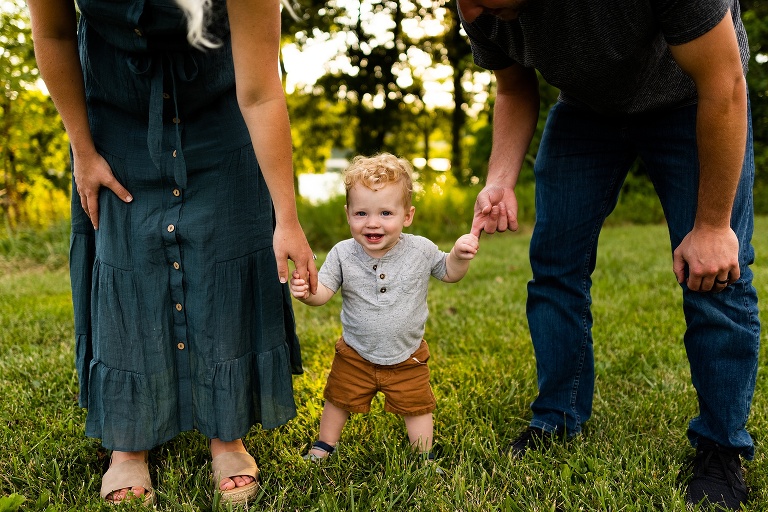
[69,0,302,452]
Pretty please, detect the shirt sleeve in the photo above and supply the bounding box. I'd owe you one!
[318,244,343,293]
[459,13,518,70]
[411,236,448,280]
[653,0,729,46]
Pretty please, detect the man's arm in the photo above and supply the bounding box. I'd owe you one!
[668,10,747,291]
[471,63,540,236]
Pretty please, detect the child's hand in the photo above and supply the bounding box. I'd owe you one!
[290,270,311,300]
[453,233,479,260]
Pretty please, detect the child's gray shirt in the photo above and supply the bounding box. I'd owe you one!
[318,233,448,365]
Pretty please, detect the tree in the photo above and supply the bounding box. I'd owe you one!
[283,0,476,169]
[741,2,768,158]
[1,0,71,229]
[1,0,38,226]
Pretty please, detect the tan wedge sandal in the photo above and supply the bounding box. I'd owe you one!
[100,457,155,506]
[211,451,260,505]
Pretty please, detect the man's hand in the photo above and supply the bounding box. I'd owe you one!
[673,225,740,292]
[470,184,519,237]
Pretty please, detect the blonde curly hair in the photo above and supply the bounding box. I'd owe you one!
[343,153,414,208]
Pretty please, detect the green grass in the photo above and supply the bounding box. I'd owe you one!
[1,218,767,511]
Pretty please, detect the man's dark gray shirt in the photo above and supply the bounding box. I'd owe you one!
[460,0,749,114]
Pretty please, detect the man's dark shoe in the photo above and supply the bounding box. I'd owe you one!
[510,426,563,457]
[685,440,747,510]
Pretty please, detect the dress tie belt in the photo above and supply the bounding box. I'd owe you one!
[127,52,199,189]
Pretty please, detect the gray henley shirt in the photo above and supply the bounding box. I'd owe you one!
[318,233,448,365]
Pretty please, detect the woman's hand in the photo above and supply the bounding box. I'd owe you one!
[273,220,318,294]
[73,150,133,229]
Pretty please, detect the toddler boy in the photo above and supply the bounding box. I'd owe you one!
[290,152,478,462]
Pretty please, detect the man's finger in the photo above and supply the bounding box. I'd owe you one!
[470,215,485,237]
[497,202,508,232]
[672,252,686,284]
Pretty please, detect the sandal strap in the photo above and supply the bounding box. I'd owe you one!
[211,451,259,483]
[100,459,153,499]
[312,440,336,455]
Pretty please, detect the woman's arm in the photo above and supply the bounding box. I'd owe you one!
[27,0,132,229]
[226,0,317,291]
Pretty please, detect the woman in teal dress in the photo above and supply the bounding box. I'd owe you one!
[28,0,317,505]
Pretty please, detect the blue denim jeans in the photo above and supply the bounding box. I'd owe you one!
[527,101,760,459]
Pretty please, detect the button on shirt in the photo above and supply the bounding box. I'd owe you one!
[318,233,448,365]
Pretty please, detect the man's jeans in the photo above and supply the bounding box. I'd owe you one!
[526,100,760,459]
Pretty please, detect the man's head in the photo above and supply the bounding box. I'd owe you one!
[458,0,532,23]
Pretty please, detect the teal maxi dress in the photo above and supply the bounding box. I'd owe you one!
[70,0,303,452]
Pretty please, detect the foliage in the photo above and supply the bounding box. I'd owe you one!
[297,195,350,252]
[1,0,71,229]
[3,0,768,230]
[0,495,25,512]
[0,221,69,271]
[286,91,353,175]
[283,0,479,178]
[741,1,768,196]
[1,219,767,510]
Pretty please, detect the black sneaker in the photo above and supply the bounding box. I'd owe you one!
[685,440,747,510]
[510,426,563,457]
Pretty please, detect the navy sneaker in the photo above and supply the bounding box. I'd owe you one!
[685,440,747,510]
[510,426,564,457]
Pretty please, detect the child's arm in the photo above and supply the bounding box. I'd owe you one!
[290,270,336,306]
[442,233,479,283]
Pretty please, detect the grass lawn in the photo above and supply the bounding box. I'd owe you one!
[1,218,767,511]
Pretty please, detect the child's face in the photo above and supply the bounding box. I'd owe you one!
[345,182,415,259]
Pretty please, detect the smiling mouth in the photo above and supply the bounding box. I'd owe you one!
[365,234,384,242]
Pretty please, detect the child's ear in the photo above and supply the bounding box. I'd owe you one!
[344,204,350,224]
[403,205,415,227]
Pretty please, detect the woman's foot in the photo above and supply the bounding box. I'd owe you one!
[210,438,256,491]
[102,450,151,504]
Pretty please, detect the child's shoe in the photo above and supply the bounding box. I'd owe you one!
[421,451,445,475]
[303,440,336,462]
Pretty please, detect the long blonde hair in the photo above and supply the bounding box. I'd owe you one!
[175,0,299,49]
[174,0,217,49]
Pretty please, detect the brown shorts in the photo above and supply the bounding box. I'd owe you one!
[323,338,436,416]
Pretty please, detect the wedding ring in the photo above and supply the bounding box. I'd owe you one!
[714,278,729,285]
